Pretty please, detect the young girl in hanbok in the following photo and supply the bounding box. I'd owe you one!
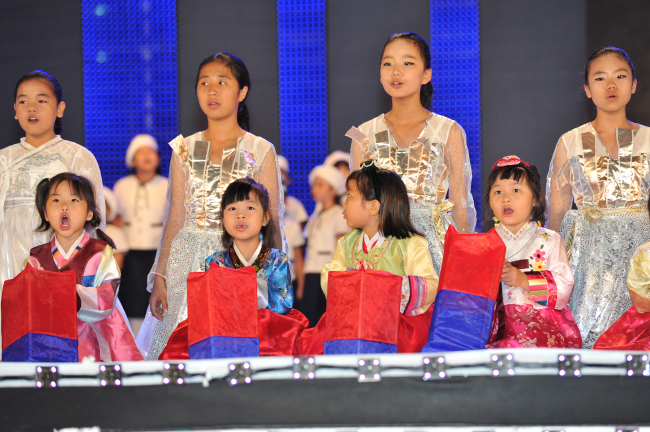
[158,178,304,359]
[546,47,650,348]
[26,173,141,361]
[298,161,438,354]
[0,71,105,358]
[137,53,285,360]
[347,32,475,274]
[487,156,581,349]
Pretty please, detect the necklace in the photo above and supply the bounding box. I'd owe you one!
[12,138,62,168]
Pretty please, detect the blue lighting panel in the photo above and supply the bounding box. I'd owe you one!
[81,0,178,188]
[277,0,328,215]
[430,0,482,229]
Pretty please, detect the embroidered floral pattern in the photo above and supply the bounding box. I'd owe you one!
[355,259,374,270]
[532,261,547,271]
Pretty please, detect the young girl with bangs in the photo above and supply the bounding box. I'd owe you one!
[347,32,476,274]
[137,53,285,360]
[487,156,580,349]
[546,47,650,348]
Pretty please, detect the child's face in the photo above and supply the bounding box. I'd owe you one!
[14,79,65,144]
[489,174,534,234]
[343,180,377,230]
[311,177,337,203]
[44,181,93,242]
[196,61,248,123]
[132,146,160,172]
[585,54,636,113]
[222,195,269,245]
[380,40,431,101]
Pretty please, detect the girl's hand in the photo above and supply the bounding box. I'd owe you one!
[150,275,168,321]
[501,261,530,291]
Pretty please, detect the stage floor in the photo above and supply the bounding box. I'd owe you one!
[0,348,648,431]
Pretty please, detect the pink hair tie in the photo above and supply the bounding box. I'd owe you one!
[491,155,530,171]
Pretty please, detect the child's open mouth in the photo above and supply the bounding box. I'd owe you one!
[235,224,248,231]
[502,208,514,217]
[60,213,70,231]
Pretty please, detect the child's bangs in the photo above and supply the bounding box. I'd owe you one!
[496,166,528,184]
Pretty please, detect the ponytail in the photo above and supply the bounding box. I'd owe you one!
[96,228,117,250]
[238,102,251,132]
[420,82,433,110]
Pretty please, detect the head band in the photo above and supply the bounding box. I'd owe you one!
[360,158,382,202]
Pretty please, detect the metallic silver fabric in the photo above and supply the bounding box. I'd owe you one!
[561,209,650,349]
[410,204,455,275]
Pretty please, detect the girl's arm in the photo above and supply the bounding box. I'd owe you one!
[402,236,439,316]
[546,137,573,232]
[294,245,305,300]
[446,123,476,233]
[522,234,574,310]
[258,147,286,252]
[149,150,186,320]
[627,246,650,313]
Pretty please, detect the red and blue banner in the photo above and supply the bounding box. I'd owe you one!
[2,266,78,362]
[187,265,260,359]
[422,226,505,352]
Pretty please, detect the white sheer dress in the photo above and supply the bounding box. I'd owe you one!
[546,123,650,348]
[348,113,476,274]
[136,131,285,360]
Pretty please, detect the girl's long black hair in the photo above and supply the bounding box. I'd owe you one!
[35,173,115,249]
[347,164,422,239]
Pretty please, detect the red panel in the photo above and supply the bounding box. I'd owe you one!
[2,265,77,349]
[186,264,259,346]
[438,226,506,300]
[325,269,402,345]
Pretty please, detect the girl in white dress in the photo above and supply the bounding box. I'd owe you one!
[0,71,105,357]
[546,47,650,348]
[136,53,285,360]
[347,32,475,274]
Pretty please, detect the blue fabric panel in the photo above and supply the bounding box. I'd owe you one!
[324,339,397,355]
[421,290,495,352]
[2,333,78,362]
[81,275,95,286]
[189,336,260,359]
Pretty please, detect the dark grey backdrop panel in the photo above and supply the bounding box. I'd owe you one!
[327,0,430,152]
[0,2,84,149]
[177,0,280,150]
[587,0,650,127]
[480,0,586,227]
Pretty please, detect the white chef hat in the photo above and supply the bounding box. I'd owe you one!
[309,164,346,197]
[103,186,118,223]
[278,155,289,173]
[125,134,158,168]
[324,150,350,168]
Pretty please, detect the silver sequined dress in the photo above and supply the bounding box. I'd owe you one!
[136,132,285,360]
[348,113,476,274]
[546,123,650,348]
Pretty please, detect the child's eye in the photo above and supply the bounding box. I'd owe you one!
[382,62,392,67]
[247,206,255,210]
[39,99,47,103]
[72,198,79,202]
[227,206,236,211]
[617,74,627,79]
[594,77,604,81]
[404,62,414,66]
[514,188,520,193]
[493,190,501,195]
[219,81,227,85]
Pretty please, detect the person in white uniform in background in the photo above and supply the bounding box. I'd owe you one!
[298,164,350,327]
[324,150,351,179]
[114,134,168,320]
[103,186,129,269]
[278,155,308,228]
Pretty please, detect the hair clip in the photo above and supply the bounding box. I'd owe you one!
[360,158,378,169]
[491,155,530,171]
[537,221,542,227]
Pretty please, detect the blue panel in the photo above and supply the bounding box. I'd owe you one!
[325,339,397,355]
[81,0,178,188]
[277,0,328,215]
[430,0,482,229]
[189,336,260,359]
[3,333,78,363]
[422,289,495,352]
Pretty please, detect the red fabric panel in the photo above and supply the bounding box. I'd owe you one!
[258,309,308,356]
[438,226,505,299]
[296,313,327,355]
[325,268,402,345]
[2,266,78,349]
[187,265,258,346]
[594,306,650,351]
[397,306,433,353]
[159,319,189,360]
